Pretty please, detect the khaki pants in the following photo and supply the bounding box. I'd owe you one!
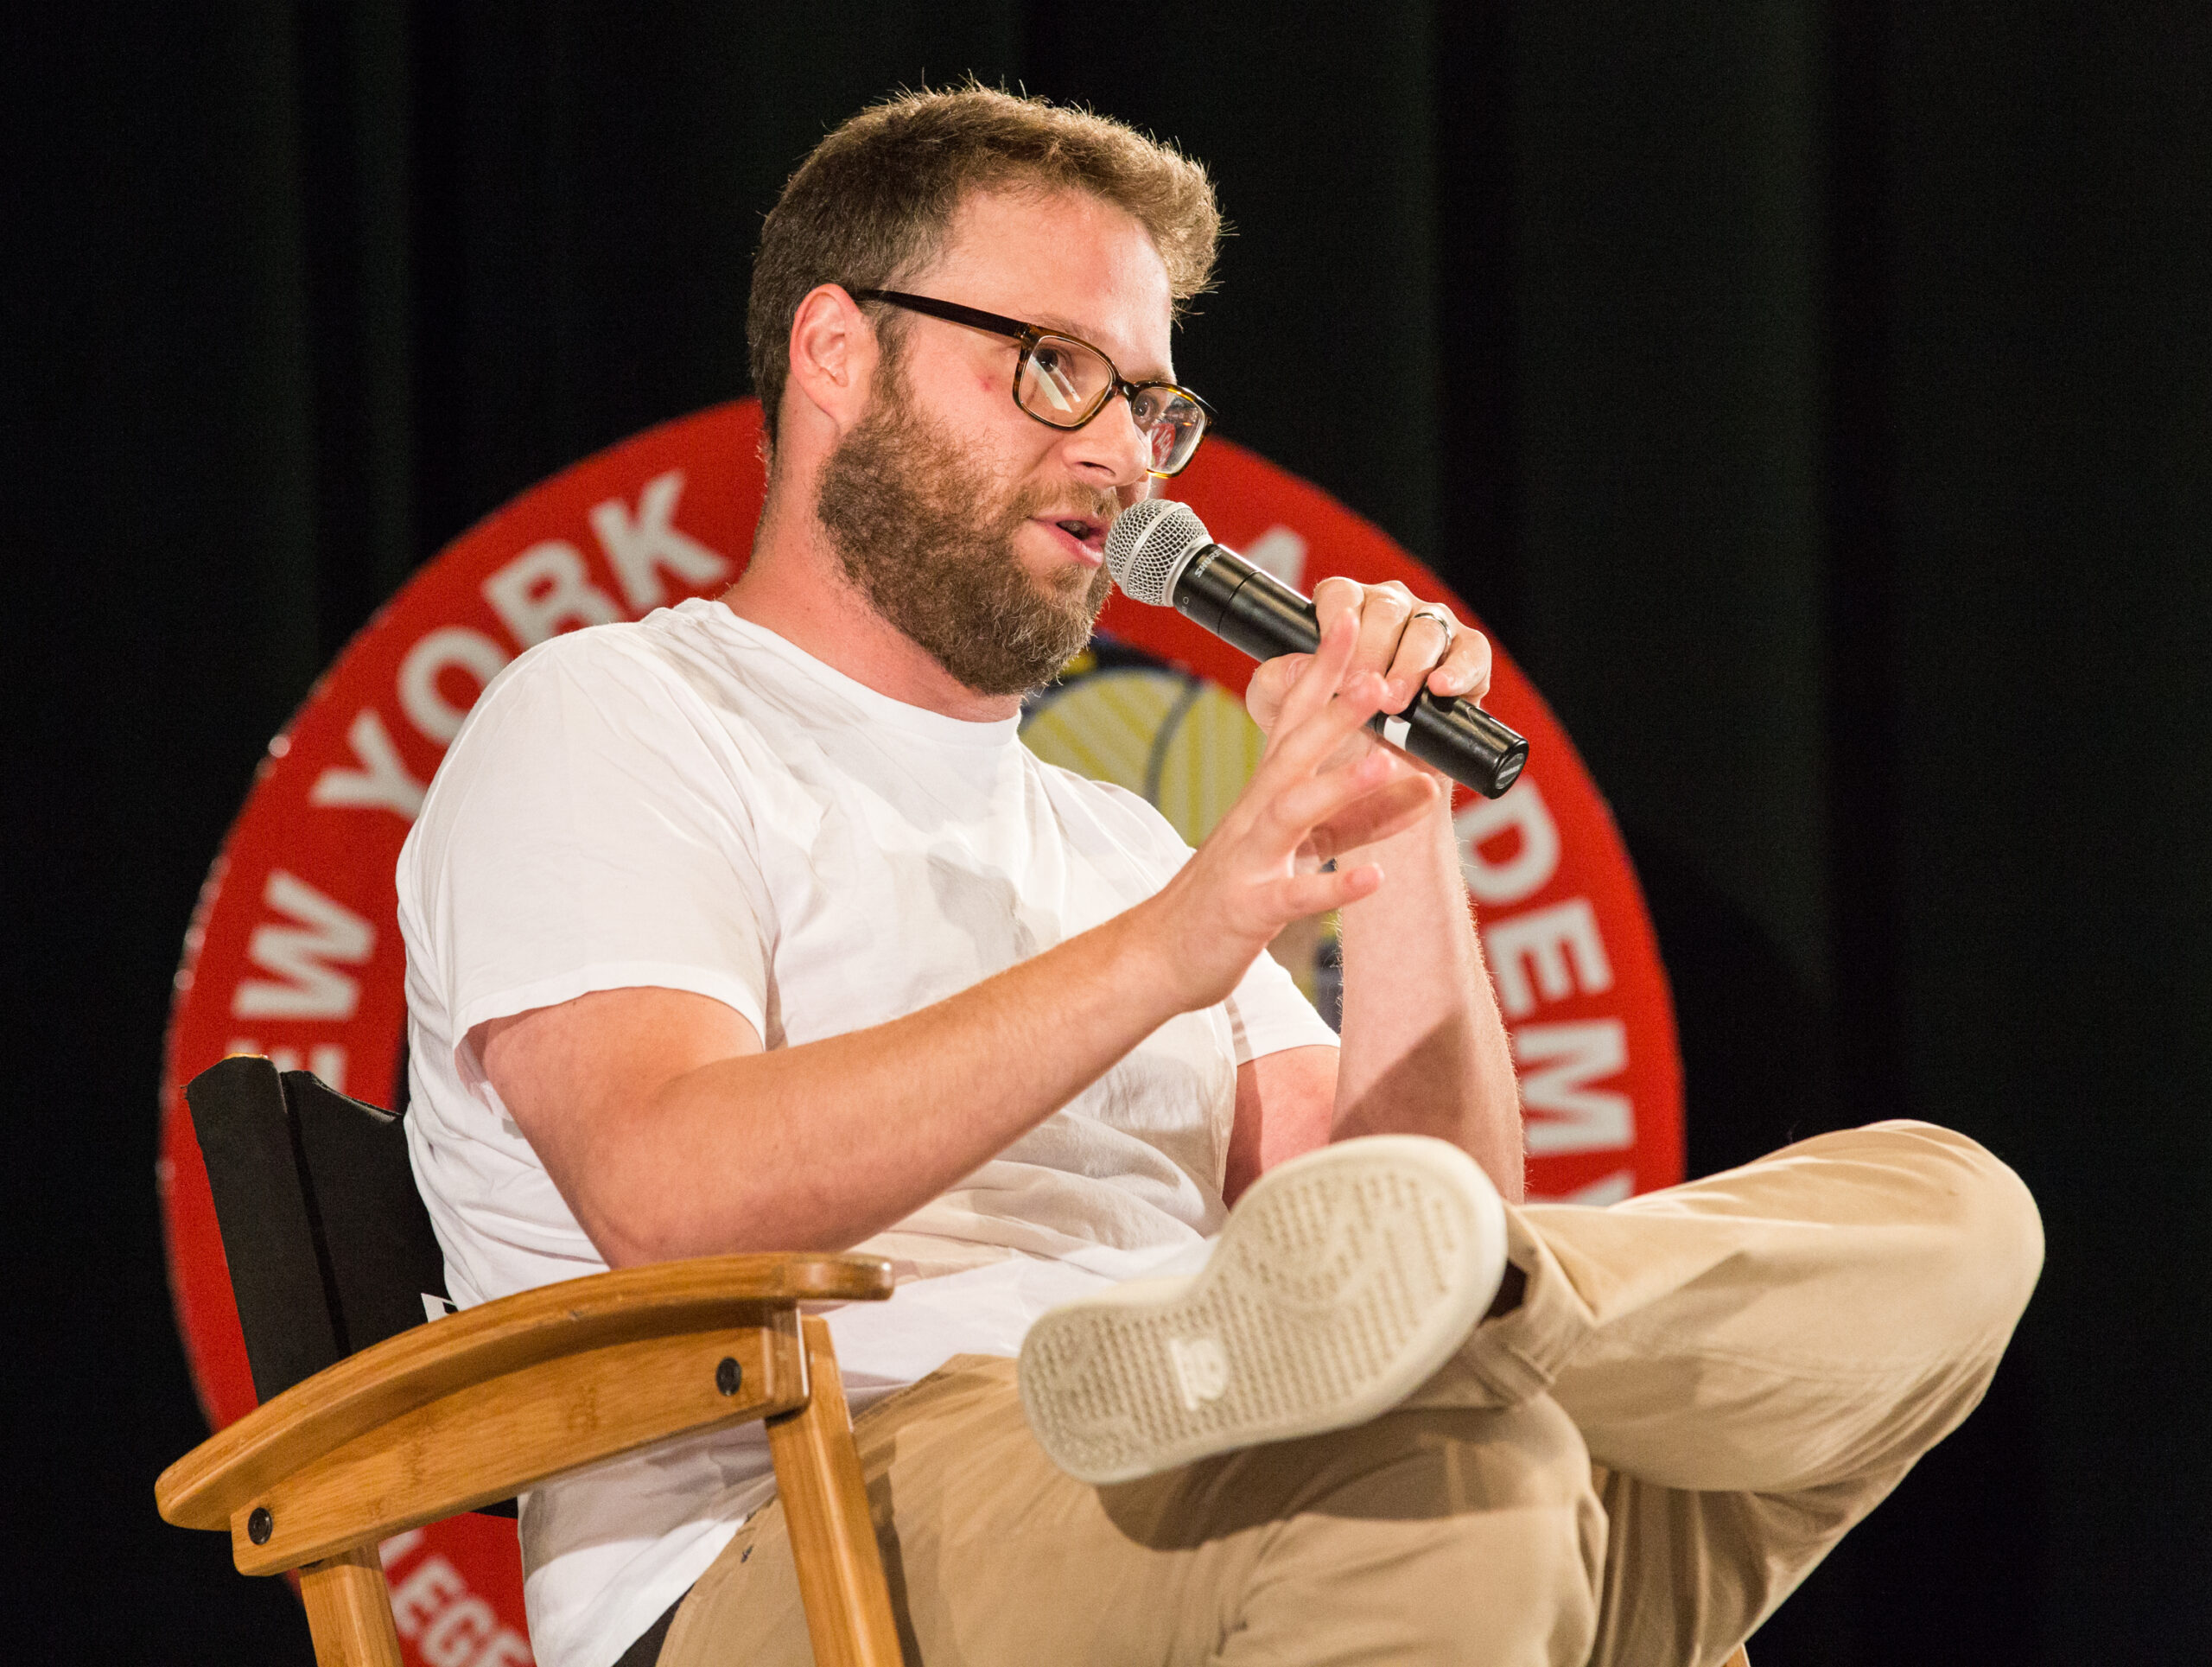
[661,1123,2042,1666]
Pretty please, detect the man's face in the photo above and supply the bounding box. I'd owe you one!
[815,188,1177,697]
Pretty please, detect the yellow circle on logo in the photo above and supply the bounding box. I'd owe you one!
[1022,644,1338,1016]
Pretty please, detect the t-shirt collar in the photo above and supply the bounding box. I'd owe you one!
[687,598,1026,752]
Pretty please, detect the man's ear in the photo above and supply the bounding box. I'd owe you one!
[785,283,878,435]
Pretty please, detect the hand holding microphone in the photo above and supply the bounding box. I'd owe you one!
[1103,499,1529,798]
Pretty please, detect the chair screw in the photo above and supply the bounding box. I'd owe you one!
[248,1506,273,1545]
[715,1357,742,1396]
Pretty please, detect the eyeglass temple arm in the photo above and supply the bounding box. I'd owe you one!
[847,289,1036,342]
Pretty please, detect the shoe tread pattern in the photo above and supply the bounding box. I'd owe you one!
[1020,1148,1488,1485]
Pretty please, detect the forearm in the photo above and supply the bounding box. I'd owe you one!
[552,906,1188,1264]
[1333,797,1524,1199]
[498,627,1430,1266]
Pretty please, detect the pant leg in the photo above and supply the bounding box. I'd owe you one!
[1414,1120,2044,1666]
[662,1120,2038,1665]
[658,1356,1606,1667]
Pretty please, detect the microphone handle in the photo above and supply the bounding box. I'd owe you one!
[1174,544,1530,799]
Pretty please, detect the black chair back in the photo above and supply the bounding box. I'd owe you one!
[185,1055,449,1403]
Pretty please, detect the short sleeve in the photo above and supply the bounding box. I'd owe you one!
[1224,945,1340,1066]
[404,635,773,1084]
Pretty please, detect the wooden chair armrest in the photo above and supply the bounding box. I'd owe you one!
[156,1251,892,1575]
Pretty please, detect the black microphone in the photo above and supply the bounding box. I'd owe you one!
[1103,499,1529,799]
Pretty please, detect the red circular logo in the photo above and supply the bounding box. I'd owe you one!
[160,398,1680,1655]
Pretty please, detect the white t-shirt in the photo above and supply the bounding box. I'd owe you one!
[396,598,1337,1667]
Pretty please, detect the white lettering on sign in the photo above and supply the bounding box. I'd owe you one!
[231,871,374,1021]
[1483,897,1613,1020]
[387,1549,533,1664]
[1242,525,1308,589]
[399,627,511,744]
[590,469,730,612]
[391,1556,467,1639]
[309,709,427,821]
[225,1040,348,1094]
[379,1529,427,1568]
[474,1631,535,1666]
[1514,1021,1632,1155]
[1455,779,1560,906]
[482,539,624,647]
[385,1547,531,1662]
[422,1594,501,1667]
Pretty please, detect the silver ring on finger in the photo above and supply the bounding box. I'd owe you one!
[1410,606,1453,635]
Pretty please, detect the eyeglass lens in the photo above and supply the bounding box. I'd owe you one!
[1016,336,1206,475]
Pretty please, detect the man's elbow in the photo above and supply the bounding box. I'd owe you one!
[574,1178,866,1267]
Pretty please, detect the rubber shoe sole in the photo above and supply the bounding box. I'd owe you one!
[1017,1135,1509,1486]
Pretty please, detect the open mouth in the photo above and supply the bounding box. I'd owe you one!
[1041,513,1109,561]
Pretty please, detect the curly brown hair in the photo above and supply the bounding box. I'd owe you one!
[747,84,1222,451]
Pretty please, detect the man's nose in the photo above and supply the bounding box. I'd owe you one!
[1063,393,1152,488]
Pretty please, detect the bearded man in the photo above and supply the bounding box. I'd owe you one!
[397,86,2041,1667]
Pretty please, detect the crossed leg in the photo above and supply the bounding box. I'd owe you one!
[1424,1120,2044,1664]
[659,1122,2041,1665]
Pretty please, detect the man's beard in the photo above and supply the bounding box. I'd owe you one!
[815,376,1116,698]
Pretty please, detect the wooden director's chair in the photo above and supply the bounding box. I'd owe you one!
[158,1056,902,1666]
[159,1055,1752,1667]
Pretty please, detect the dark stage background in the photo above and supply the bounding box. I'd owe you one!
[6,3,2208,1661]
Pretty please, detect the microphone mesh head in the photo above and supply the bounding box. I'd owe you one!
[1103,499,1211,606]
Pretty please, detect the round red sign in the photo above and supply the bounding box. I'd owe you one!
[160,398,1681,1656]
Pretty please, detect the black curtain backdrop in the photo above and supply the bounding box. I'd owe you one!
[6,3,2207,1660]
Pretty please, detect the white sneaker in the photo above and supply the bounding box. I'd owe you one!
[1018,1136,1510,1485]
